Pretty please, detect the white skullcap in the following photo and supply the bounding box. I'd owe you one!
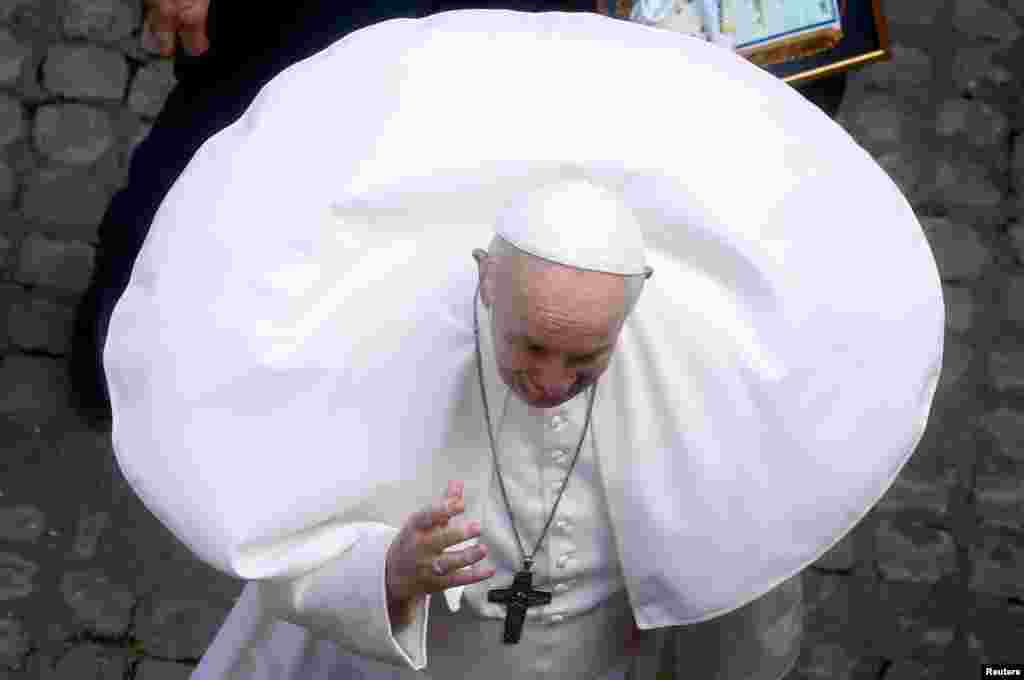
[494,171,649,276]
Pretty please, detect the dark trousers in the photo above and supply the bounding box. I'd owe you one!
[69,0,845,420]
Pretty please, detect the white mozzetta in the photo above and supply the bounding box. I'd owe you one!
[105,8,945,680]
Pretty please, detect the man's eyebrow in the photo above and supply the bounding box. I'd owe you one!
[571,345,612,360]
[509,334,612,358]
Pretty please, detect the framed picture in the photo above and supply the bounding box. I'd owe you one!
[602,0,891,85]
[732,0,846,68]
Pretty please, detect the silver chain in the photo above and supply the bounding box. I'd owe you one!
[473,282,598,572]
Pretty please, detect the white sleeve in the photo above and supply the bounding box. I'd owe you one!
[257,522,430,669]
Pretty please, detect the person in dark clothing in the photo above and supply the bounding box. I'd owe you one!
[68,0,600,424]
[68,0,845,424]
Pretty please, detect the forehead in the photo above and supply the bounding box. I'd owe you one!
[494,255,626,337]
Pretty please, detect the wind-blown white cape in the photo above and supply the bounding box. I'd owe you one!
[105,9,944,630]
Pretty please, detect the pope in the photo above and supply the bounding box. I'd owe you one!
[103,8,945,680]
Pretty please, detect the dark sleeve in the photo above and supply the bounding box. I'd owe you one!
[74,0,601,417]
[189,0,432,79]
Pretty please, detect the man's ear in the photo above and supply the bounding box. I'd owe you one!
[472,248,492,308]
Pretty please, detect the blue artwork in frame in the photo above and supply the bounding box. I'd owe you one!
[605,0,891,85]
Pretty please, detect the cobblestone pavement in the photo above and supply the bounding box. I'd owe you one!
[2,0,1024,678]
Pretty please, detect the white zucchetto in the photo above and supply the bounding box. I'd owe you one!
[494,171,649,276]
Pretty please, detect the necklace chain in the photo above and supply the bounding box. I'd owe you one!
[473,283,598,571]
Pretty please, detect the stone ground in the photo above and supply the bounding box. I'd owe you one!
[1,0,1023,678]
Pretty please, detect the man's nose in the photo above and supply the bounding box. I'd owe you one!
[530,358,576,395]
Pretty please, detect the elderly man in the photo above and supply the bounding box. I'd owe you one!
[104,9,944,680]
[160,175,813,680]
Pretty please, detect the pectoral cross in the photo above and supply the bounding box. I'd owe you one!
[486,562,551,644]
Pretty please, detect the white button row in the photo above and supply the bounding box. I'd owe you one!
[555,553,575,568]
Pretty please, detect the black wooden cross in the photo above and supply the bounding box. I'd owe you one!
[487,567,552,644]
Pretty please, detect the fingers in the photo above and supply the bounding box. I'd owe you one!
[143,10,177,57]
[446,479,464,499]
[412,496,465,532]
[143,0,211,57]
[148,1,179,57]
[431,542,488,576]
[140,13,162,53]
[176,0,209,26]
[179,23,210,56]
[411,481,467,532]
[423,519,481,554]
[177,0,210,56]
[444,560,498,588]
[392,482,495,602]
[428,545,496,589]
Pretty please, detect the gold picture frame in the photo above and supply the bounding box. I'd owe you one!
[601,0,891,85]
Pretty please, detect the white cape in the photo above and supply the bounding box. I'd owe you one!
[105,9,945,629]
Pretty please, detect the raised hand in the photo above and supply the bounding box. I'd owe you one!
[385,480,496,628]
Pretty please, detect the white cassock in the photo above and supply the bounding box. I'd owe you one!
[102,9,945,680]
[181,290,806,680]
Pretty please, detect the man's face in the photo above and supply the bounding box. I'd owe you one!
[478,251,628,409]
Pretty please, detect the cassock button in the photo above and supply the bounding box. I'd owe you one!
[550,479,565,493]
[549,414,567,430]
[556,554,572,568]
[550,614,565,624]
[551,449,568,462]
[553,583,569,594]
[555,519,572,532]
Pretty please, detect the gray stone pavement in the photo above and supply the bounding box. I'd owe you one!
[2,0,1024,678]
